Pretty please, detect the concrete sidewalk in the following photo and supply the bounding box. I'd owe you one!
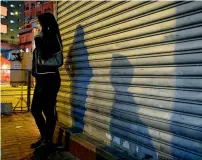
[1,113,77,160]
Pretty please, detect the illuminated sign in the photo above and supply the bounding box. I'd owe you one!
[1,6,7,16]
[0,24,7,33]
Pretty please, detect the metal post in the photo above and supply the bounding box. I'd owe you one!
[27,70,31,112]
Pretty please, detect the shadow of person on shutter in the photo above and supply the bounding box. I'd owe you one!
[109,54,157,159]
[65,25,93,133]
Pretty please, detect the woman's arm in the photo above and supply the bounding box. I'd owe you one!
[41,32,62,60]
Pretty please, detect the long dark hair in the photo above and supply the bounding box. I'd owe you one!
[37,12,62,45]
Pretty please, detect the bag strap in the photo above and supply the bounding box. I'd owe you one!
[53,34,62,55]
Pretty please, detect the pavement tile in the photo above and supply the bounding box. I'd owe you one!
[1,113,77,160]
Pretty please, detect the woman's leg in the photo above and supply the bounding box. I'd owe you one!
[31,89,46,138]
[42,84,60,143]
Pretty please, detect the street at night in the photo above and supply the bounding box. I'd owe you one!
[1,1,202,160]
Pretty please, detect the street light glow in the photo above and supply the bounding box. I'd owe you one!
[10,20,15,23]
[2,64,8,69]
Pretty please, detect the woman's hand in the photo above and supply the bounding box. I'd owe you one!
[33,27,40,37]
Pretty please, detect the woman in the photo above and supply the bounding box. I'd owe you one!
[31,12,62,152]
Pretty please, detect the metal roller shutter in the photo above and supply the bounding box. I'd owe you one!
[56,1,202,160]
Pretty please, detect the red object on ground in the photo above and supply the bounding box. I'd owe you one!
[0,56,11,83]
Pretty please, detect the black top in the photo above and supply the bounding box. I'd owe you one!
[32,37,60,91]
[32,35,59,77]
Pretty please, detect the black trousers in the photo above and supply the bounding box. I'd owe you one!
[31,75,60,141]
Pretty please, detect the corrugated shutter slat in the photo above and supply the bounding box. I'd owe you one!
[56,1,202,160]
